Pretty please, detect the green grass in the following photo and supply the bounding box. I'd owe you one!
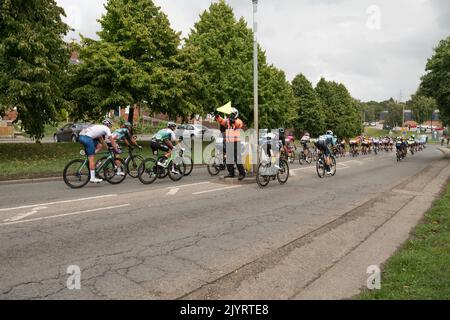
[0,140,213,181]
[364,128,390,137]
[359,183,450,300]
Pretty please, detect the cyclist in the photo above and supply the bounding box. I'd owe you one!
[339,138,346,156]
[111,122,140,148]
[78,119,121,183]
[109,122,142,176]
[284,132,296,161]
[314,130,337,175]
[300,131,311,159]
[150,122,183,174]
[408,134,417,153]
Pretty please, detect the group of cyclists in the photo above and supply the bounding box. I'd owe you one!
[77,119,183,184]
[71,106,427,186]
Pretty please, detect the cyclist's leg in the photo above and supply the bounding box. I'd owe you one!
[79,135,98,180]
[164,140,174,159]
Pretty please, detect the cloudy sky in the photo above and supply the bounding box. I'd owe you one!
[56,0,449,102]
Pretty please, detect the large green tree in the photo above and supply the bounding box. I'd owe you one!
[183,0,295,128]
[0,0,70,140]
[315,78,362,138]
[69,0,200,121]
[291,73,325,137]
[383,100,403,128]
[407,94,437,125]
[420,36,450,126]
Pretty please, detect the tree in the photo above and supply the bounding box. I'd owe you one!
[315,78,362,138]
[183,0,296,128]
[0,0,70,140]
[407,94,437,125]
[420,36,450,126]
[384,100,403,128]
[258,64,298,129]
[69,0,199,122]
[291,74,325,137]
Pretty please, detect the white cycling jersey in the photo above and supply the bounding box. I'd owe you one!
[80,125,112,139]
[301,135,310,143]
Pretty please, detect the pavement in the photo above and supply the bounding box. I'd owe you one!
[0,146,448,299]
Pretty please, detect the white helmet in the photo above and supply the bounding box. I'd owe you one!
[230,108,239,119]
[102,118,112,127]
[167,121,177,129]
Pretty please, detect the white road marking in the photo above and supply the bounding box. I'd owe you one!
[291,166,315,172]
[0,204,130,227]
[165,181,210,189]
[193,185,242,195]
[167,188,180,196]
[0,194,118,212]
[3,206,48,222]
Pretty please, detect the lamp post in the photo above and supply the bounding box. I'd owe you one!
[252,0,259,172]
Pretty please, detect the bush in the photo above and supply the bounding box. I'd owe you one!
[134,118,167,135]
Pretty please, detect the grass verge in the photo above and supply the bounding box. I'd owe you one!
[0,140,213,181]
[359,182,450,299]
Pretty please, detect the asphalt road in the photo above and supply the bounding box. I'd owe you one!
[0,146,447,299]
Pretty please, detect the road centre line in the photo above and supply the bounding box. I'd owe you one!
[0,194,118,212]
[192,185,242,195]
[0,204,131,227]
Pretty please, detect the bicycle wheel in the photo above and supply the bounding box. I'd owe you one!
[256,162,271,187]
[156,156,169,179]
[277,159,289,184]
[126,155,144,178]
[63,159,90,189]
[95,156,108,179]
[288,150,295,164]
[183,155,193,176]
[306,150,313,164]
[316,157,325,178]
[168,160,186,181]
[103,158,127,185]
[330,156,337,176]
[137,158,158,185]
[207,156,221,176]
[299,153,304,165]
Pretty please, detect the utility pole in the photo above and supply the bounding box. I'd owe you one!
[252,0,259,172]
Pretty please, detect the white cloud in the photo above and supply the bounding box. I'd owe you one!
[56,0,449,102]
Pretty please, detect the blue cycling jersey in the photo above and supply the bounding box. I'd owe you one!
[318,134,337,146]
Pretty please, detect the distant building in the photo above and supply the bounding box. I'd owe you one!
[379,110,388,121]
[432,109,440,121]
[404,110,413,122]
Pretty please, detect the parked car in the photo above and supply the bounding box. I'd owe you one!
[53,123,91,143]
[174,124,211,140]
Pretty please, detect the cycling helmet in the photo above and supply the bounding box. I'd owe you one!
[230,108,239,119]
[102,118,113,127]
[167,121,177,129]
[123,121,132,128]
[278,128,285,134]
[326,130,333,136]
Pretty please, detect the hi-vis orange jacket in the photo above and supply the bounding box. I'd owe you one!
[215,115,244,143]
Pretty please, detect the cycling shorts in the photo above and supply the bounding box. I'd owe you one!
[79,135,101,157]
[315,140,331,157]
[150,140,171,155]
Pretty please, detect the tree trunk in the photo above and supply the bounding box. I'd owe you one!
[128,104,137,136]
